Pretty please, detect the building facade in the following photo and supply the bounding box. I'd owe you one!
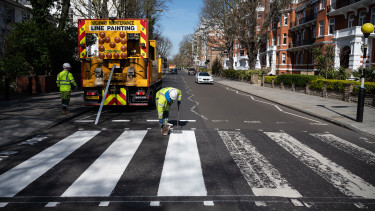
[259,0,375,75]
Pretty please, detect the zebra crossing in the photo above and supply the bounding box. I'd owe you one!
[0,128,375,204]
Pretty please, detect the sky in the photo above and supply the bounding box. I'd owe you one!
[158,0,203,57]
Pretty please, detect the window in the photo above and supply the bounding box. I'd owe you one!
[257,13,261,19]
[282,53,286,64]
[300,52,303,64]
[284,14,288,26]
[313,26,316,37]
[283,33,287,44]
[272,20,277,30]
[371,7,375,25]
[314,3,318,17]
[329,18,335,34]
[278,16,281,27]
[358,11,366,26]
[320,0,325,10]
[348,14,355,28]
[257,24,260,31]
[302,29,305,41]
[278,35,280,45]
[319,20,324,36]
[6,8,15,24]
[272,37,275,46]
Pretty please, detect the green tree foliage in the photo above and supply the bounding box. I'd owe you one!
[312,44,336,79]
[4,20,77,76]
[352,67,375,82]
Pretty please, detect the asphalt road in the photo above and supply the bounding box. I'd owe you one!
[0,70,375,210]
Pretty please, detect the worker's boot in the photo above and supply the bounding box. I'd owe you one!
[61,109,65,114]
[161,124,170,136]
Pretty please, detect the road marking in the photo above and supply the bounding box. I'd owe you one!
[99,201,110,207]
[150,201,160,206]
[74,120,95,123]
[45,202,59,207]
[244,121,261,124]
[212,120,229,123]
[311,133,375,165]
[255,201,267,207]
[112,120,130,122]
[180,120,197,122]
[0,203,8,208]
[0,131,100,197]
[310,123,329,125]
[289,199,305,207]
[265,132,375,199]
[203,201,214,206]
[147,120,159,122]
[62,130,147,197]
[218,131,301,198]
[158,131,207,196]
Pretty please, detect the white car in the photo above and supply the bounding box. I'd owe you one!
[195,72,214,84]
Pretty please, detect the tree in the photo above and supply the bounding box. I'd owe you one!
[178,34,194,67]
[313,44,335,79]
[157,36,172,58]
[201,0,239,70]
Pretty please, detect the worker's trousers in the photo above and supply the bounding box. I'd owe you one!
[60,91,71,110]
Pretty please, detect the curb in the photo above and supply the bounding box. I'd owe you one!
[215,79,375,138]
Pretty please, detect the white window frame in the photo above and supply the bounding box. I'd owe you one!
[320,0,325,10]
[257,24,260,31]
[272,37,275,46]
[282,53,286,64]
[348,14,355,28]
[329,18,335,34]
[284,14,288,26]
[283,33,287,44]
[358,10,366,26]
[319,20,324,36]
[371,7,375,25]
[257,12,261,19]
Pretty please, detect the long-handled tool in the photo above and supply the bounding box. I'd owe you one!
[174,103,182,134]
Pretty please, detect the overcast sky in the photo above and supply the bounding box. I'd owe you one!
[158,0,203,57]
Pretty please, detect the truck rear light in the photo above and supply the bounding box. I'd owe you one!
[87,91,97,95]
[136,91,146,96]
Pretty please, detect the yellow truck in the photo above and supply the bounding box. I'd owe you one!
[78,18,163,106]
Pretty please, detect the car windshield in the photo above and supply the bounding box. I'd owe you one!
[189,68,195,71]
[199,72,210,76]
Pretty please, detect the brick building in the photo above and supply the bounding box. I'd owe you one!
[259,0,375,76]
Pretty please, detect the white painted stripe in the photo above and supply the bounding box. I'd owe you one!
[255,201,267,207]
[147,120,159,122]
[157,131,207,196]
[180,120,197,122]
[0,131,100,197]
[150,201,160,206]
[99,201,110,207]
[310,123,329,125]
[62,130,147,197]
[0,203,8,208]
[311,133,375,165]
[212,120,229,123]
[203,201,214,206]
[244,121,261,124]
[218,131,301,198]
[265,132,375,199]
[45,202,59,207]
[290,199,304,207]
[111,120,130,122]
[74,120,95,123]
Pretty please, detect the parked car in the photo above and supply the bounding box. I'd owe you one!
[170,68,177,74]
[195,72,214,84]
[188,68,196,75]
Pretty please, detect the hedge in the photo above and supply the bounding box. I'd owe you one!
[263,75,375,95]
[221,69,264,81]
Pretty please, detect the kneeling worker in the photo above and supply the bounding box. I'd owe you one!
[156,87,182,135]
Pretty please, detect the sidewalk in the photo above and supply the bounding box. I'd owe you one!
[215,77,375,137]
[0,90,91,147]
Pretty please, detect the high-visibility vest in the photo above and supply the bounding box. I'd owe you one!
[156,87,182,119]
[56,70,77,92]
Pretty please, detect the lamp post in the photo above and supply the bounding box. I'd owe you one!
[357,23,374,122]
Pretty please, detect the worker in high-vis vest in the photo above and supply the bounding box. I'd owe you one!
[156,87,182,130]
[56,63,77,114]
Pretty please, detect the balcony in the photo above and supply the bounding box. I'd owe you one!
[290,14,317,31]
[288,39,316,49]
[327,0,373,18]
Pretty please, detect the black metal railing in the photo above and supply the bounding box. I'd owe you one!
[290,14,317,28]
[328,0,361,11]
[289,38,316,48]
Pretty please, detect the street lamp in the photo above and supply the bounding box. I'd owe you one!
[356,23,374,122]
